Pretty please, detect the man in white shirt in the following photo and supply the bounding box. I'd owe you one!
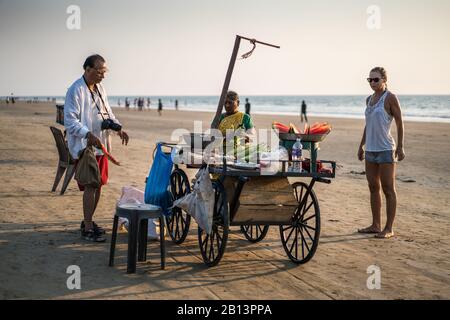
[64,54,129,242]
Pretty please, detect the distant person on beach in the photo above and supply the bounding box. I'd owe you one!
[147,97,151,110]
[64,54,129,242]
[138,97,144,111]
[301,100,307,122]
[357,67,405,239]
[175,99,178,110]
[158,99,163,116]
[133,98,137,109]
[125,97,130,110]
[245,98,251,115]
[117,99,121,107]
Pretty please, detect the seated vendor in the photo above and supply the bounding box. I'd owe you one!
[216,91,256,151]
[211,91,256,181]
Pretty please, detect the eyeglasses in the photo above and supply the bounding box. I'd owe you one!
[90,66,109,74]
[367,77,381,83]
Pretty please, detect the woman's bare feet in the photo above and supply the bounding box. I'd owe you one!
[375,229,395,239]
[358,225,382,234]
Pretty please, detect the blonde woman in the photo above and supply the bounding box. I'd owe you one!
[357,67,405,239]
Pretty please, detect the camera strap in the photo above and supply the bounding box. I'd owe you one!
[83,76,111,121]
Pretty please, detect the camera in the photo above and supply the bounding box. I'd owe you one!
[101,118,122,132]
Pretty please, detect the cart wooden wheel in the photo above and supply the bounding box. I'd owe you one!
[198,181,229,267]
[280,181,320,264]
[240,225,270,243]
[167,168,191,244]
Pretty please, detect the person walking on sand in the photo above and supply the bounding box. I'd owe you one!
[138,97,144,111]
[175,99,178,110]
[64,54,129,242]
[245,98,251,115]
[301,100,307,122]
[147,97,151,110]
[357,67,405,239]
[158,98,163,116]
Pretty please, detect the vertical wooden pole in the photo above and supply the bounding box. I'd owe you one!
[211,35,242,129]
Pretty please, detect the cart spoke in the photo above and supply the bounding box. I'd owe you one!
[180,213,185,231]
[299,222,316,232]
[284,226,296,244]
[176,213,181,239]
[209,231,215,261]
[217,201,224,217]
[170,213,175,231]
[302,213,316,224]
[257,225,263,238]
[300,229,310,253]
[289,227,298,256]
[294,227,298,259]
[301,229,305,259]
[299,185,304,203]
[177,174,182,196]
[216,227,223,243]
[294,186,299,202]
[302,200,314,216]
[301,223,315,243]
[216,232,221,251]
[202,233,209,251]
[297,196,308,219]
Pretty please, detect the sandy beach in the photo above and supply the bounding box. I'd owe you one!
[0,101,449,300]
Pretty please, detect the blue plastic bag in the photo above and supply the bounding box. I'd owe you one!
[144,143,173,215]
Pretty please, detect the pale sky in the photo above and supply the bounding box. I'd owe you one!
[1,0,449,95]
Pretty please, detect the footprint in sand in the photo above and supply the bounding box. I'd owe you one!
[396,176,416,183]
[349,170,365,175]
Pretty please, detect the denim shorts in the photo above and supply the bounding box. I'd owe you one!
[365,150,396,164]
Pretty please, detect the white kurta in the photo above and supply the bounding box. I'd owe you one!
[64,76,120,159]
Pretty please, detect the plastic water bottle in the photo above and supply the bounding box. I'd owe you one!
[291,138,303,172]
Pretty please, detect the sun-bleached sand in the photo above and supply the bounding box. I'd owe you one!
[0,101,449,299]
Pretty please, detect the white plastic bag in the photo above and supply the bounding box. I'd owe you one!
[173,167,214,234]
[117,186,163,239]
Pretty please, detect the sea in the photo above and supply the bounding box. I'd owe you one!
[18,95,450,123]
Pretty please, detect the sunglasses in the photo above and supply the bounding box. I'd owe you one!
[367,77,381,83]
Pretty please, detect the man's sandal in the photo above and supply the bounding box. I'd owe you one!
[81,228,106,242]
[80,221,106,235]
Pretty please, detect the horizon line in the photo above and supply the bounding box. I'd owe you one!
[4,93,450,97]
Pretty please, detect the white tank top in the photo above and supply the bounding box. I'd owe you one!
[365,90,396,152]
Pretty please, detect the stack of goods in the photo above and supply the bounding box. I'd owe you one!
[272,121,332,135]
